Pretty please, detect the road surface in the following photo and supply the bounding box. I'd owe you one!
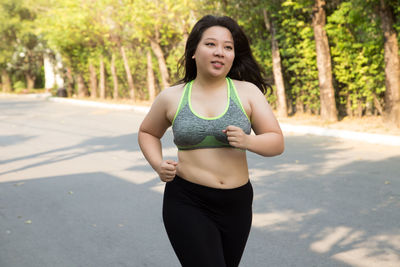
[1,95,399,267]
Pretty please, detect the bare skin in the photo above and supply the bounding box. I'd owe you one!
[138,26,284,189]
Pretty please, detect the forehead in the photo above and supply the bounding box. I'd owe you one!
[201,26,233,42]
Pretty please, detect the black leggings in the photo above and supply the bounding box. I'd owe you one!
[162,175,253,267]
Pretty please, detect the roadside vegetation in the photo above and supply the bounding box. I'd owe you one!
[1,0,399,128]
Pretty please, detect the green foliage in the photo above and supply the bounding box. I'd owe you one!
[326,0,385,116]
[13,80,26,90]
[278,0,320,113]
[0,0,397,118]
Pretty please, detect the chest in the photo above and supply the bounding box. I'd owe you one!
[190,92,228,118]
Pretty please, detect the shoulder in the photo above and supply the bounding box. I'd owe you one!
[149,83,186,122]
[231,79,263,94]
[156,83,185,102]
[151,83,185,110]
[230,79,266,102]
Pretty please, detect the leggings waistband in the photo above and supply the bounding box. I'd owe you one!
[172,174,251,192]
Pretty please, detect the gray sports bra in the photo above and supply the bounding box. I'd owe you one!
[172,78,251,150]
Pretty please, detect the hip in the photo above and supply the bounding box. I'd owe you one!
[164,174,253,211]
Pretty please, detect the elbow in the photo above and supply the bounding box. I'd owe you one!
[137,128,152,149]
[276,135,285,155]
[276,142,285,156]
[262,135,284,157]
[137,128,145,143]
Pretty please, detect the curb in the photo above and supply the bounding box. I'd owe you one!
[3,94,399,147]
[280,124,400,146]
[47,96,400,147]
[48,96,150,114]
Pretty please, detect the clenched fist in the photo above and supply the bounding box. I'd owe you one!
[222,125,249,150]
[157,160,178,182]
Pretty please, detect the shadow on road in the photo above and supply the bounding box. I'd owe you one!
[244,135,400,267]
[0,171,180,267]
[1,98,399,266]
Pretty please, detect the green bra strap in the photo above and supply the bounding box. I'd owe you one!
[227,78,251,122]
[172,81,192,125]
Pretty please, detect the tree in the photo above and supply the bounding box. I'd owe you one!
[0,0,43,91]
[278,0,320,114]
[326,1,385,117]
[263,8,287,117]
[0,0,18,92]
[147,50,156,102]
[379,0,400,126]
[312,0,338,121]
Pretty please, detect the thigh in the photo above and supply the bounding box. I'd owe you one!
[162,181,226,267]
[220,208,252,267]
[220,183,253,267]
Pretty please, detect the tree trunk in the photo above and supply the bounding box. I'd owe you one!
[379,0,400,127]
[346,95,353,117]
[25,73,36,90]
[89,62,98,98]
[312,0,338,122]
[66,67,74,97]
[120,45,135,100]
[1,69,12,92]
[147,50,156,102]
[263,9,287,118]
[99,56,106,99]
[296,100,305,113]
[372,92,384,116]
[76,73,88,97]
[110,52,119,99]
[150,38,170,89]
[44,53,55,91]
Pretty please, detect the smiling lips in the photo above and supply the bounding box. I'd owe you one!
[211,61,224,68]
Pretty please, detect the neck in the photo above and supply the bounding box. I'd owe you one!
[193,74,227,91]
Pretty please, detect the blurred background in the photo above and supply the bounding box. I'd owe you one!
[1,0,399,128]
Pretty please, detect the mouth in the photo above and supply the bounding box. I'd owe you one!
[211,61,224,68]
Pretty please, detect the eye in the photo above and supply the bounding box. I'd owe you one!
[225,46,233,50]
[205,42,215,46]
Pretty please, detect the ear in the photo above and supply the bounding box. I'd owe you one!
[192,54,195,59]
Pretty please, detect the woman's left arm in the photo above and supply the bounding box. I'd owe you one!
[224,84,284,157]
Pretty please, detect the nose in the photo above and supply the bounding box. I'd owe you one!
[213,45,224,57]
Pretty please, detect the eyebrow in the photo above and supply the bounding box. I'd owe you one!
[203,37,234,44]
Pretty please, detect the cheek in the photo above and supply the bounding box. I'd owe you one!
[227,53,235,65]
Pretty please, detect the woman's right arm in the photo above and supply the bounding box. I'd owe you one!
[138,91,178,182]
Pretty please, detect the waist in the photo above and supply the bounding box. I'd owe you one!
[167,175,253,209]
[176,148,249,189]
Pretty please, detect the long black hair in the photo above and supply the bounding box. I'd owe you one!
[178,15,270,94]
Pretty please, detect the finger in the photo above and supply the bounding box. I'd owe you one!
[228,138,236,143]
[164,162,178,170]
[162,165,175,172]
[225,125,240,131]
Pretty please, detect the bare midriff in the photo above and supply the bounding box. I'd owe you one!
[176,148,249,189]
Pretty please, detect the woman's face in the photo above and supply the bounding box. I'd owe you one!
[192,26,235,79]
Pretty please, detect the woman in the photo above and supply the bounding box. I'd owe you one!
[138,15,284,267]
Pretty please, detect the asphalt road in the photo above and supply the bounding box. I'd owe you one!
[1,95,399,267]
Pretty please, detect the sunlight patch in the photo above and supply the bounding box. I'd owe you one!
[333,246,400,267]
[310,226,353,253]
[151,182,165,194]
[249,169,277,181]
[311,227,400,267]
[252,209,320,230]
[112,170,157,184]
